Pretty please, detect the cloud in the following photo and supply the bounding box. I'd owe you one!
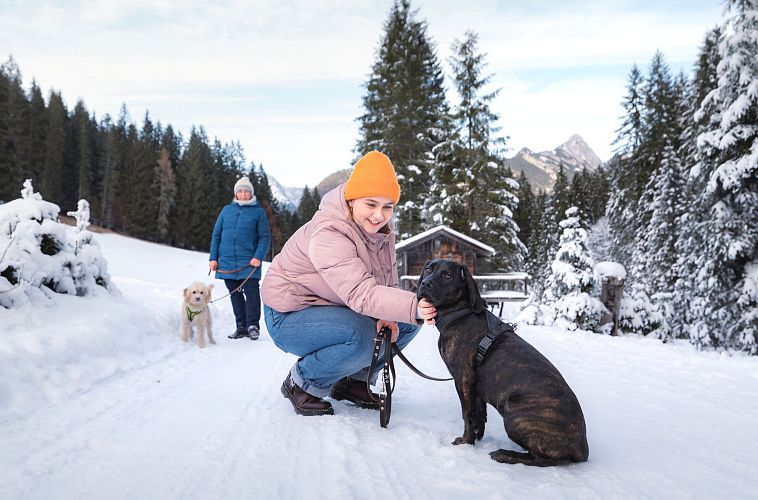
[0,0,725,186]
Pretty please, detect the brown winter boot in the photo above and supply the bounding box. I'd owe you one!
[281,374,334,416]
[330,377,381,410]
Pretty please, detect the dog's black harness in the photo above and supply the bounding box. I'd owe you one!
[435,308,516,369]
[478,311,516,368]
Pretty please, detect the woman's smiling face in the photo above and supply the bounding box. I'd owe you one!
[348,196,395,234]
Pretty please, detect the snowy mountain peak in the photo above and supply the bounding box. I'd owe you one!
[506,135,603,192]
[267,175,303,212]
[555,134,602,170]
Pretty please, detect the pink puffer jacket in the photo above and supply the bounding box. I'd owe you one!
[261,183,418,324]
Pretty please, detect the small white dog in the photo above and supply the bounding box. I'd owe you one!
[181,282,215,348]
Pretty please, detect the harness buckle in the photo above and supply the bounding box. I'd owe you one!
[475,332,499,366]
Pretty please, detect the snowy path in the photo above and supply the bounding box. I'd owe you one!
[1,233,757,499]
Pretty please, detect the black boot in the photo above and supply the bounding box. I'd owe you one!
[228,328,249,339]
[281,374,334,416]
[330,377,381,410]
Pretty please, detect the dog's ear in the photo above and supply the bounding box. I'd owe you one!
[461,265,485,313]
[183,287,189,301]
[207,284,214,291]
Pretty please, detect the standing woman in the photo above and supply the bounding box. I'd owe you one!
[261,151,436,416]
[210,176,271,340]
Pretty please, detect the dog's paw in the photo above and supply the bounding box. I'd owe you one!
[452,436,475,446]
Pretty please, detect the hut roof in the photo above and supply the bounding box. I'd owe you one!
[396,225,495,256]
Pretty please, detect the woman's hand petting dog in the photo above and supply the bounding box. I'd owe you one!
[418,298,436,325]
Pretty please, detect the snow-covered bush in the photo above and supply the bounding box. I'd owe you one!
[0,180,114,308]
[618,283,670,339]
[544,207,608,332]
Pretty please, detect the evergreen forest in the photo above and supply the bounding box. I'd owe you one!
[1,0,756,353]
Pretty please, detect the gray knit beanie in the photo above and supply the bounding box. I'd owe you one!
[234,177,254,195]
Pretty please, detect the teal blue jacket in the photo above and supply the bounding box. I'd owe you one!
[209,201,271,280]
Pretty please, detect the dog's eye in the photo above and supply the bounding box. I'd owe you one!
[443,272,452,279]
[425,268,432,275]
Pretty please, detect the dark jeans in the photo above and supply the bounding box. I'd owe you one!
[224,278,261,330]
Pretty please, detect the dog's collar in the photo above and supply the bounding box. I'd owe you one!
[186,306,202,322]
[434,308,474,331]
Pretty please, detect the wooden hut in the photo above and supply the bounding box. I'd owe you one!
[396,225,495,291]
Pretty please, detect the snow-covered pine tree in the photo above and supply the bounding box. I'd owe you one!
[544,207,607,332]
[635,52,681,238]
[355,0,451,238]
[444,30,523,271]
[586,166,611,223]
[628,144,686,341]
[607,54,682,270]
[689,0,758,354]
[606,66,644,266]
[673,27,723,339]
[481,164,525,271]
[530,166,570,300]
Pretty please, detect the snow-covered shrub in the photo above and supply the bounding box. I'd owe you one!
[618,283,669,339]
[0,180,114,308]
[543,207,608,332]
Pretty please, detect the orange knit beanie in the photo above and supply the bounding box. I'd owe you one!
[344,151,401,203]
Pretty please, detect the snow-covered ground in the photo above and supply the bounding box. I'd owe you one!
[1,232,757,500]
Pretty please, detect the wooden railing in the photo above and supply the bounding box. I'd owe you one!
[400,272,531,316]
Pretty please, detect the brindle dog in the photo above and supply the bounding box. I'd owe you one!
[417,259,589,466]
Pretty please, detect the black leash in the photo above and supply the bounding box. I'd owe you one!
[368,326,452,428]
[368,327,395,427]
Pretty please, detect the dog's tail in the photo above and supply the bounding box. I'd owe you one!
[489,449,573,467]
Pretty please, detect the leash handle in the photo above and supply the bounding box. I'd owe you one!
[380,330,393,428]
[368,326,395,428]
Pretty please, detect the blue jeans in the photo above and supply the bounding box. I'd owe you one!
[264,304,421,398]
[225,278,261,330]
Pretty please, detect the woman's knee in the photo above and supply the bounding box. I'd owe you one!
[395,322,421,349]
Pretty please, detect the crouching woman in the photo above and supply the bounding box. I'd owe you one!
[261,151,436,416]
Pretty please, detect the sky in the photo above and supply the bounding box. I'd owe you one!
[0,0,726,187]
